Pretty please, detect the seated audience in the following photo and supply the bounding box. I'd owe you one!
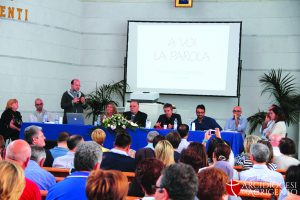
[123,100,148,127]
[260,105,277,138]
[165,131,181,162]
[46,141,102,200]
[197,167,229,200]
[128,158,164,198]
[155,163,198,200]
[52,135,84,168]
[285,164,300,200]
[224,106,247,135]
[274,138,300,170]
[0,160,25,200]
[177,124,190,153]
[191,104,222,131]
[257,139,278,170]
[5,140,41,200]
[24,125,53,167]
[269,133,283,157]
[266,106,286,138]
[91,128,109,152]
[180,148,203,173]
[155,103,182,129]
[25,146,56,190]
[86,169,128,200]
[29,98,53,122]
[101,133,136,172]
[49,132,69,159]
[101,101,118,121]
[135,148,155,165]
[235,135,261,169]
[239,143,288,200]
[153,135,166,148]
[144,131,159,150]
[187,142,209,168]
[154,140,175,167]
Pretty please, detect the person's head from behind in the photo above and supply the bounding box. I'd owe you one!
[213,143,231,163]
[177,124,189,138]
[155,163,198,200]
[0,160,25,200]
[257,140,274,164]
[153,135,165,148]
[285,164,300,196]
[187,142,208,167]
[279,137,296,156]
[147,131,159,143]
[5,139,31,169]
[269,134,282,147]
[57,131,69,146]
[136,158,164,196]
[196,104,206,120]
[135,148,155,164]
[155,140,175,167]
[114,133,131,153]
[67,135,84,151]
[130,100,139,114]
[34,98,44,112]
[165,131,181,150]
[244,135,261,154]
[71,79,80,92]
[91,129,106,146]
[30,145,46,167]
[105,102,118,116]
[6,99,18,111]
[250,143,270,164]
[86,169,128,200]
[197,167,229,200]
[180,148,203,172]
[163,103,173,118]
[74,141,102,171]
[24,125,46,147]
[207,137,226,163]
[269,106,285,122]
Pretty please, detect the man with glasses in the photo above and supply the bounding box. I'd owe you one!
[29,98,52,122]
[191,104,222,131]
[224,106,248,134]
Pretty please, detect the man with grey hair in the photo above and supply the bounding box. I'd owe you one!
[155,163,198,200]
[24,125,54,167]
[239,143,288,200]
[144,131,159,150]
[46,141,102,200]
[25,146,56,190]
[29,98,53,122]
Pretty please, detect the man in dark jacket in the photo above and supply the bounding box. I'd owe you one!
[123,100,148,127]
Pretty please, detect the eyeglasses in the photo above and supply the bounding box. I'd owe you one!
[152,185,162,190]
[35,103,43,106]
[233,110,241,112]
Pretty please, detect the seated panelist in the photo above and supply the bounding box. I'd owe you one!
[123,100,147,127]
[155,103,182,129]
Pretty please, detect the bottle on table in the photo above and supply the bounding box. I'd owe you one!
[174,118,178,130]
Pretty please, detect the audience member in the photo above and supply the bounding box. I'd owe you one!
[0,98,22,142]
[91,128,109,152]
[61,79,87,124]
[180,148,202,173]
[239,143,288,200]
[5,140,41,200]
[197,167,229,200]
[25,146,56,190]
[257,139,278,170]
[0,160,25,200]
[24,125,53,167]
[144,131,159,150]
[152,135,166,148]
[86,169,128,200]
[235,135,261,169]
[269,133,283,157]
[266,106,286,138]
[177,124,190,153]
[101,133,136,172]
[285,164,300,200]
[29,98,53,122]
[165,131,181,162]
[135,148,155,165]
[52,135,84,168]
[155,163,198,200]
[46,141,102,200]
[224,106,247,135]
[187,142,208,167]
[274,138,300,170]
[49,132,69,159]
[191,104,222,131]
[123,100,148,127]
[155,103,182,129]
[154,140,175,167]
[101,101,118,121]
[260,104,278,138]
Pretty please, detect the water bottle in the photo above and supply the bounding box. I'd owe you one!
[146,119,151,129]
[54,114,59,124]
[191,122,195,131]
[97,114,101,126]
[43,114,48,123]
[173,118,178,130]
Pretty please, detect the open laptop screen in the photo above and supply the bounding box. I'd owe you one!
[66,113,85,125]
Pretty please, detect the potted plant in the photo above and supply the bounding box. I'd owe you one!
[247,69,300,134]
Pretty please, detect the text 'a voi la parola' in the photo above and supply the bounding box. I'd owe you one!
[0,5,29,21]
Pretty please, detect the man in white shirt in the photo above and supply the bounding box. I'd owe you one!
[29,98,52,122]
[177,124,190,153]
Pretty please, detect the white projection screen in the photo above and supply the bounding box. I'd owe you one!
[126,21,242,97]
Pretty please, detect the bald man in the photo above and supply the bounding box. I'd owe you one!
[224,106,248,134]
[5,140,41,200]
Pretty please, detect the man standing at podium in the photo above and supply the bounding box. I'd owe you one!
[61,79,87,124]
[155,103,182,129]
[123,100,148,127]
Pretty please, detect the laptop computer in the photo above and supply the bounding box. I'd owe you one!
[66,113,85,125]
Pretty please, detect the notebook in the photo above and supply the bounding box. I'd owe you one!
[66,113,85,125]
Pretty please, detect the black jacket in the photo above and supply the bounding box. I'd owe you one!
[123,111,148,127]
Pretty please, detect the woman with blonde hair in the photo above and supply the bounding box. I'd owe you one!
[0,160,25,200]
[101,102,118,121]
[91,128,109,152]
[86,169,128,200]
[0,99,22,142]
[154,140,175,166]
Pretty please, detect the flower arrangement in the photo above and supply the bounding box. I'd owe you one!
[102,114,138,131]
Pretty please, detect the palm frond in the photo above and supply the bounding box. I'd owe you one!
[247,111,267,134]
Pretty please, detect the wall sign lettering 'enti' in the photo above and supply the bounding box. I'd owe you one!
[0,0,29,21]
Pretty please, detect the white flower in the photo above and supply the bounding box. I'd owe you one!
[130,122,138,127]
[108,124,111,127]
[111,125,116,130]
[122,125,126,129]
